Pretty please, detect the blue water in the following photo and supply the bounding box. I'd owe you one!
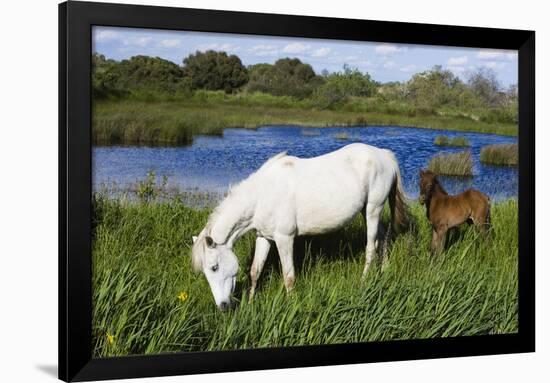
[92,126,518,201]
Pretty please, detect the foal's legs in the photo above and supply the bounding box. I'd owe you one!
[249,237,271,302]
[274,234,296,292]
[431,226,447,255]
[363,202,384,277]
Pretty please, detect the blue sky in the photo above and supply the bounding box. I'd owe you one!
[93,26,518,87]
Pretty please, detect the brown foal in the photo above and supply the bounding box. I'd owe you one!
[419,170,491,254]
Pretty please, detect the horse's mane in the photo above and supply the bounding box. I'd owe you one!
[433,176,448,195]
[191,151,287,272]
[207,151,287,226]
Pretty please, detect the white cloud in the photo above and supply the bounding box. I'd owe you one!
[249,44,278,57]
[477,50,506,60]
[283,43,310,54]
[196,43,240,52]
[344,55,359,61]
[159,39,181,48]
[310,47,331,58]
[122,36,153,47]
[447,56,468,66]
[506,52,518,61]
[375,44,405,55]
[383,60,397,69]
[94,30,120,42]
[400,64,416,72]
[448,65,466,74]
[482,61,506,70]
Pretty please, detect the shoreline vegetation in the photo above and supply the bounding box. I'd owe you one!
[434,135,470,147]
[92,192,518,357]
[480,143,519,166]
[92,53,518,146]
[428,151,474,177]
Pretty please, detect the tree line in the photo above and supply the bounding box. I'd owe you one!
[92,51,517,122]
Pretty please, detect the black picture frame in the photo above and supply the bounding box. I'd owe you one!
[59,1,535,381]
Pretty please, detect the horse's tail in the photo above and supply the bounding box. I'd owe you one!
[388,153,409,234]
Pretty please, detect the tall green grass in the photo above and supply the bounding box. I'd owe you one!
[480,143,518,166]
[92,195,518,357]
[428,151,474,176]
[92,91,517,146]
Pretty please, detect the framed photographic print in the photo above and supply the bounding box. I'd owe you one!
[59,1,535,381]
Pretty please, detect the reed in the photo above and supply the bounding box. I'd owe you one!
[480,143,518,166]
[428,150,474,176]
[434,135,470,147]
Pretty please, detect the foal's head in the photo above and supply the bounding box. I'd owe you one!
[419,170,439,205]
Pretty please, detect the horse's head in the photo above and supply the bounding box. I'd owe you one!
[191,232,238,311]
[419,169,438,205]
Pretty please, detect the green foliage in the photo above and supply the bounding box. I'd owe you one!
[91,52,519,143]
[136,171,168,203]
[182,50,248,93]
[313,65,378,109]
[92,195,518,356]
[434,135,470,147]
[406,66,471,109]
[246,58,323,99]
[480,144,518,166]
[428,150,474,176]
[467,68,502,107]
[92,53,191,99]
[479,106,518,124]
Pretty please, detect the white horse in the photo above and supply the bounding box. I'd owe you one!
[191,143,408,310]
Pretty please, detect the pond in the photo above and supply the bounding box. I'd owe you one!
[93,125,518,203]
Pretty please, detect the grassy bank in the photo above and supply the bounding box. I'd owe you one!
[92,92,517,146]
[92,195,518,357]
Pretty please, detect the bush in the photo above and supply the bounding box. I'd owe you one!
[480,144,518,166]
[313,66,377,109]
[246,58,323,99]
[479,107,518,124]
[428,151,473,176]
[183,50,248,93]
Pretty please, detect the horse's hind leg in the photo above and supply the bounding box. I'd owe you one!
[249,236,271,302]
[363,203,384,278]
[274,234,296,292]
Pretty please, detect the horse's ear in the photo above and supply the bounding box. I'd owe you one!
[192,236,198,244]
[205,236,216,249]
[419,169,425,176]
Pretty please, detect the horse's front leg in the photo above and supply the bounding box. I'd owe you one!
[363,203,384,278]
[249,236,271,302]
[274,234,295,292]
[431,226,447,255]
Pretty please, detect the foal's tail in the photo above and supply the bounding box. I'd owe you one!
[388,153,410,234]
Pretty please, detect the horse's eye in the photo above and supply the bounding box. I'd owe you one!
[211,264,219,272]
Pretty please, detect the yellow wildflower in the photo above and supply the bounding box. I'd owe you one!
[177,291,188,302]
[106,333,115,345]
